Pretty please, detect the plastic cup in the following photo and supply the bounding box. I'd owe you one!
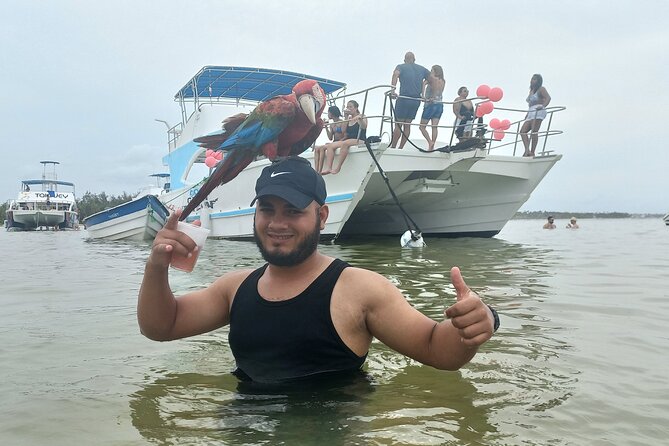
[170,221,210,272]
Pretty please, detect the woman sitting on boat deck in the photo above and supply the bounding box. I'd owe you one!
[314,106,345,173]
[320,100,367,175]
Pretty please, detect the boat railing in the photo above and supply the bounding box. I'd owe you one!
[490,105,566,156]
[321,85,564,157]
[166,122,183,153]
[10,201,70,211]
[169,81,564,158]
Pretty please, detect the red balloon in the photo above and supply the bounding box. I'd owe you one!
[488,87,504,102]
[492,130,505,140]
[500,119,511,130]
[475,107,485,118]
[476,84,491,97]
[489,118,501,129]
[480,101,494,115]
[205,156,218,168]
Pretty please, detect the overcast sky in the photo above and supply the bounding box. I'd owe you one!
[1,1,666,213]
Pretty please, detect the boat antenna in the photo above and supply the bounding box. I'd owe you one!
[154,119,171,130]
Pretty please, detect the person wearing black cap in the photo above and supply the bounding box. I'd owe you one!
[138,156,498,383]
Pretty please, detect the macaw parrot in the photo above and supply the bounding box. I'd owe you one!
[179,79,326,220]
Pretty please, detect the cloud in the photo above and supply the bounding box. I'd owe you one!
[1,1,666,213]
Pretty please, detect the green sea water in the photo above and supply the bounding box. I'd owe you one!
[1,218,667,445]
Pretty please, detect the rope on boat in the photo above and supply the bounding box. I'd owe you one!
[362,137,423,243]
[348,96,489,245]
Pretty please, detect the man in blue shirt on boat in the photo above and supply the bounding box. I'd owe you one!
[390,52,430,149]
[137,156,498,383]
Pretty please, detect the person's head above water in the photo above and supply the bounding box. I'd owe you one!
[251,157,327,209]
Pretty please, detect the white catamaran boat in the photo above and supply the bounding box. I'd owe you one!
[156,66,564,240]
[5,161,79,231]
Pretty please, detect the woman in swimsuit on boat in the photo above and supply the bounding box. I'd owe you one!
[314,106,345,173]
[321,100,367,175]
[520,74,551,157]
[453,86,474,140]
[419,65,446,151]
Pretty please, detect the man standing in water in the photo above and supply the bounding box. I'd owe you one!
[390,52,430,149]
[137,157,498,383]
[543,216,556,229]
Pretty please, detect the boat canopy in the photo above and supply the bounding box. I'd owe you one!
[23,180,75,187]
[175,66,346,103]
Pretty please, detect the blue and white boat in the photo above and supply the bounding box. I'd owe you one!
[6,161,79,231]
[155,66,564,239]
[83,194,169,241]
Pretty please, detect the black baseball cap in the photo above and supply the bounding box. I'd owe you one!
[251,157,327,209]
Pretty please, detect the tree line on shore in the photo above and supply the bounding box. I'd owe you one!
[0,197,663,223]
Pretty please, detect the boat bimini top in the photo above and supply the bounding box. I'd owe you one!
[174,66,347,123]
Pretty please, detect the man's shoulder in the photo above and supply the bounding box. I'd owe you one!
[215,268,257,290]
[338,265,394,290]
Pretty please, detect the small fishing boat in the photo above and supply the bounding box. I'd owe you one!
[6,161,79,231]
[83,194,169,241]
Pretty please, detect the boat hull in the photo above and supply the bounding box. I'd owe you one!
[84,195,170,241]
[6,210,78,231]
[160,144,560,240]
[167,147,382,239]
[342,149,562,237]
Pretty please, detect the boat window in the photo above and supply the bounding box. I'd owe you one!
[183,160,211,185]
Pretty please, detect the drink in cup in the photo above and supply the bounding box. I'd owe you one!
[170,221,210,272]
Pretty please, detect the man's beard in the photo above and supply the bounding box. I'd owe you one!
[253,217,321,267]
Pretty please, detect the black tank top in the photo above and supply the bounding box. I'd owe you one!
[345,122,367,140]
[228,259,367,383]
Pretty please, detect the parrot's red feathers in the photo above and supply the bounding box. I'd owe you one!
[178,80,327,221]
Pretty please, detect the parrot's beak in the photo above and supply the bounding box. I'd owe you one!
[298,94,319,125]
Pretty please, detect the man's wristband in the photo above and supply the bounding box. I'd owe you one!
[487,305,500,332]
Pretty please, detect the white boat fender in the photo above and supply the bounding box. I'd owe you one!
[400,230,426,248]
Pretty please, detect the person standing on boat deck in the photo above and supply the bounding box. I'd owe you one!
[566,217,579,229]
[314,106,345,173]
[543,215,556,229]
[520,74,551,157]
[137,156,499,384]
[320,100,367,175]
[453,87,475,140]
[419,65,446,151]
[390,52,430,149]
